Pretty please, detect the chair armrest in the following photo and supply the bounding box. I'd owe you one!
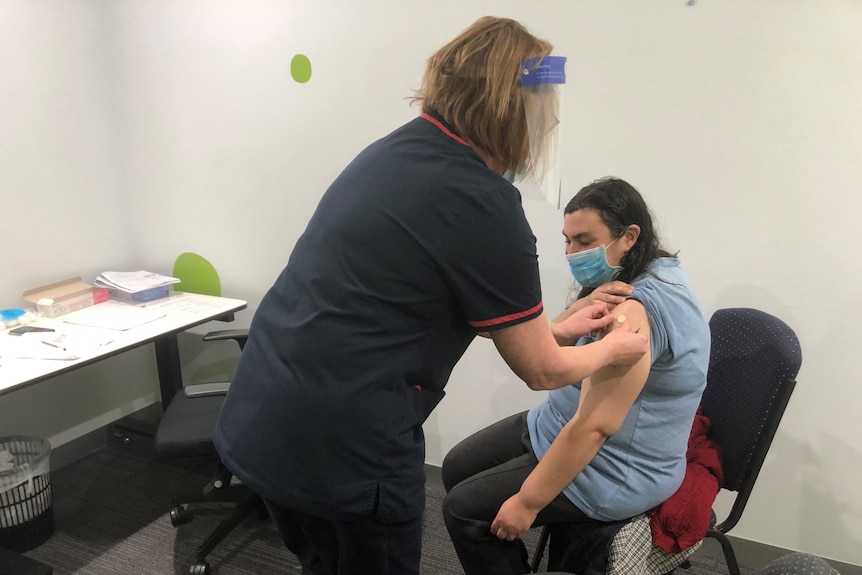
[203,329,249,350]
[202,329,249,343]
[185,329,248,397]
[184,381,232,398]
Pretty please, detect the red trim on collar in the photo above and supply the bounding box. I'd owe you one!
[469,301,544,328]
[420,113,469,146]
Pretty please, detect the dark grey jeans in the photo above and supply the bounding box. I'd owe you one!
[264,499,423,575]
[441,411,603,575]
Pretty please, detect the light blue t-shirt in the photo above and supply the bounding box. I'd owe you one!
[527,257,710,521]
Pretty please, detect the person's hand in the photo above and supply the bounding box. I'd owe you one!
[582,281,633,311]
[554,302,614,344]
[490,494,539,541]
[601,325,648,367]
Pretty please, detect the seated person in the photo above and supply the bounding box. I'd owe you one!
[441,176,711,574]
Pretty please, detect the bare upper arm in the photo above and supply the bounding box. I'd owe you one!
[573,299,652,437]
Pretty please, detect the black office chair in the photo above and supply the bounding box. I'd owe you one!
[530,307,802,575]
[153,329,267,575]
[695,307,801,575]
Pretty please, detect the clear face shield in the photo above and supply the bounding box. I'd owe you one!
[519,56,566,208]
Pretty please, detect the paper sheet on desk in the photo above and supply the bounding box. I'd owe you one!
[62,302,166,331]
[3,332,114,360]
[146,294,223,314]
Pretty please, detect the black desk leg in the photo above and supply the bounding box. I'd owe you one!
[154,332,183,409]
[114,333,183,441]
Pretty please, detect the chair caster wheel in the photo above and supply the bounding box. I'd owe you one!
[170,505,189,526]
[189,562,211,575]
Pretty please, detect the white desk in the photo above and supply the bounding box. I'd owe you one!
[0,293,248,405]
[0,293,246,574]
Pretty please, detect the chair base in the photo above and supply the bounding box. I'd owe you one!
[186,491,267,574]
[168,462,269,574]
[169,475,253,518]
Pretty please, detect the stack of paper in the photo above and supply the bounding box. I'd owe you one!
[95,271,180,294]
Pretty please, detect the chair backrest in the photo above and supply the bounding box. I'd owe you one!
[700,307,802,533]
[172,252,221,297]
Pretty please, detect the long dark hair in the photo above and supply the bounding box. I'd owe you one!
[565,177,675,299]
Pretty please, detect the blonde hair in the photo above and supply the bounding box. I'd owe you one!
[412,17,552,173]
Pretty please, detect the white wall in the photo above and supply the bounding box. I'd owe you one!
[1,0,860,567]
[0,2,158,447]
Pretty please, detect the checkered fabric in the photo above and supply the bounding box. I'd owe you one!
[606,514,702,575]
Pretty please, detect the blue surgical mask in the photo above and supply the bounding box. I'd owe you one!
[566,240,622,288]
[502,169,518,184]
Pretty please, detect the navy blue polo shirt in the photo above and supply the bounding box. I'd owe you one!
[213,113,543,523]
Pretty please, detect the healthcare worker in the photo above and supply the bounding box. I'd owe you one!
[213,16,648,575]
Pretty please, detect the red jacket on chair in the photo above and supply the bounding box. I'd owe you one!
[648,410,724,553]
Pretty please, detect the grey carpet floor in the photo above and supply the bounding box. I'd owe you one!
[19,437,757,574]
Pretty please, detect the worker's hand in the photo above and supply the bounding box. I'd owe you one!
[581,281,633,311]
[491,493,539,541]
[553,302,614,344]
[601,324,648,367]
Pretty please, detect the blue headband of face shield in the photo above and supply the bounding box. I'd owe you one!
[501,56,566,193]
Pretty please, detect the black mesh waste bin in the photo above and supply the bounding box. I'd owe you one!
[0,436,55,553]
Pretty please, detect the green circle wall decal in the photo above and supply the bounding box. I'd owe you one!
[291,54,312,83]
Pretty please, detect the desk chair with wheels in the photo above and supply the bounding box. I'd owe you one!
[530,307,802,575]
[152,253,264,575]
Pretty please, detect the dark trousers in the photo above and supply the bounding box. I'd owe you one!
[442,412,605,575]
[263,499,423,575]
